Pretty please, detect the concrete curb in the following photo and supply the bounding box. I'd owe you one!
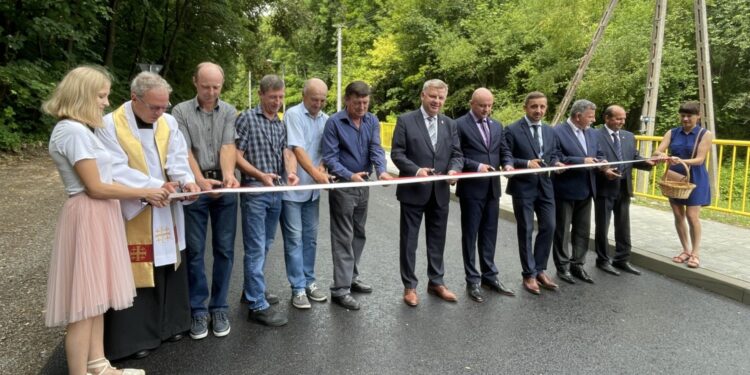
[386,154,750,305]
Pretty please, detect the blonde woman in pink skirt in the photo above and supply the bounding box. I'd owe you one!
[43,66,168,375]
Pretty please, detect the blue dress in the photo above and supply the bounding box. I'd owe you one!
[668,126,710,206]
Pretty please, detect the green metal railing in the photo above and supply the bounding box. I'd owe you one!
[379,121,750,217]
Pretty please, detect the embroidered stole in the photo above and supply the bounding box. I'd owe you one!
[112,105,170,288]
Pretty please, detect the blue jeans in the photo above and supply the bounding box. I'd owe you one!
[184,193,237,316]
[281,198,320,294]
[240,192,282,310]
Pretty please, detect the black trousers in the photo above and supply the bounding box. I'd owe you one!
[104,252,190,360]
[512,195,555,278]
[594,185,632,263]
[459,194,500,284]
[553,196,593,271]
[399,190,449,289]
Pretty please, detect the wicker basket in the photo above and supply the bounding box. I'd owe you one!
[658,160,696,199]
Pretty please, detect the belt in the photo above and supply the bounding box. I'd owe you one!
[202,169,223,180]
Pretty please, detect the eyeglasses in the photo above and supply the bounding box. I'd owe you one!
[136,96,172,113]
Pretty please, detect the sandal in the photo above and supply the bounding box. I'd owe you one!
[687,255,701,269]
[672,251,691,264]
[87,358,145,375]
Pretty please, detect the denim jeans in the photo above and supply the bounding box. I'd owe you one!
[280,198,320,294]
[184,193,237,316]
[240,192,282,311]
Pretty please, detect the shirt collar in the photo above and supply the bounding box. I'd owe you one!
[420,106,435,120]
[469,111,484,124]
[524,116,541,127]
[193,97,219,112]
[567,118,583,132]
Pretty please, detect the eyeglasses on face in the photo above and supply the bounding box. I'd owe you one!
[136,96,172,113]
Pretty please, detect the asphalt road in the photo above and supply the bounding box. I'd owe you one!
[41,187,750,374]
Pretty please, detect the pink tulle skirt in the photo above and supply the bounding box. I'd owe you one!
[44,194,136,327]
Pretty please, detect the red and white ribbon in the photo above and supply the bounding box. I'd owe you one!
[170,159,653,199]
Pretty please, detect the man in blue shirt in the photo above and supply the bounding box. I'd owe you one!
[235,74,299,326]
[281,78,332,309]
[322,81,393,310]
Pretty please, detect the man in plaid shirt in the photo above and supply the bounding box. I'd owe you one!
[235,74,299,326]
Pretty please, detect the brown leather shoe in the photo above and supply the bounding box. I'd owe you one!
[427,284,458,302]
[523,277,541,295]
[536,273,559,290]
[403,288,419,306]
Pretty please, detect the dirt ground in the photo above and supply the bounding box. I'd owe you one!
[0,150,67,374]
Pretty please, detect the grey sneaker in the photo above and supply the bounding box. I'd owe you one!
[305,282,328,302]
[189,315,209,340]
[211,311,230,337]
[292,293,311,309]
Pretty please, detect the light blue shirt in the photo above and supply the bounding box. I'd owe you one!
[283,102,329,202]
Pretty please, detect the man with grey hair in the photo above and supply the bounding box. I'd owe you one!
[97,71,200,360]
[552,99,600,284]
[281,78,332,309]
[171,62,240,340]
[391,79,463,307]
[235,74,299,326]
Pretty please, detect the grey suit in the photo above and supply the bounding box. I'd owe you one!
[391,109,463,288]
[593,127,652,263]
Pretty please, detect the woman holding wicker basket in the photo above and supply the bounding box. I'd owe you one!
[652,101,713,269]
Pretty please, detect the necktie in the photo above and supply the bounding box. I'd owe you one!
[612,132,622,160]
[479,119,490,148]
[612,131,623,175]
[428,116,437,147]
[532,125,543,157]
[576,128,587,151]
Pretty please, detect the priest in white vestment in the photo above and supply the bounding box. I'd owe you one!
[96,71,200,360]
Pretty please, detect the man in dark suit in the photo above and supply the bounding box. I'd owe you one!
[456,88,516,303]
[594,105,654,276]
[552,99,600,284]
[391,79,464,307]
[504,91,562,295]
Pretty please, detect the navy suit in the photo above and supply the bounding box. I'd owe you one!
[504,117,560,278]
[593,127,652,264]
[391,109,463,288]
[552,121,598,271]
[455,112,512,285]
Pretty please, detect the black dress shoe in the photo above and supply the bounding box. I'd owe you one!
[571,266,594,284]
[332,294,361,310]
[350,279,373,293]
[557,270,576,284]
[481,279,516,296]
[166,333,184,342]
[466,284,485,303]
[132,349,151,360]
[596,262,621,276]
[248,306,288,326]
[613,261,642,275]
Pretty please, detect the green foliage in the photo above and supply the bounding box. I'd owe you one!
[2,0,750,152]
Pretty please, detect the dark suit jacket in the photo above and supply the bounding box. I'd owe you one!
[391,109,463,206]
[504,117,560,199]
[594,127,652,198]
[455,112,512,200]
[553,122,598,201]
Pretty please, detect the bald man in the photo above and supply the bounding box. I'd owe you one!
[593,105,653,276]
[455,88,516,303]
[280,78,333,309]
[172,62,240,340]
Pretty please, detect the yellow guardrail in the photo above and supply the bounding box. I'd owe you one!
[379,121,749,217]
[634,135,750,217]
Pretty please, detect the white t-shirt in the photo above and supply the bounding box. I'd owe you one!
[49,119,113,195]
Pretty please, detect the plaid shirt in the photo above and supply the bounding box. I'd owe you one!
[235,106,287,185]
